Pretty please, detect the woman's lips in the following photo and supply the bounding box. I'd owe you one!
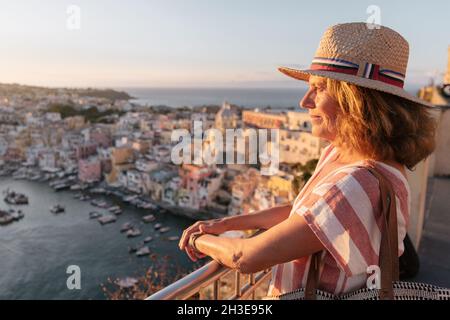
[310,115,322,123]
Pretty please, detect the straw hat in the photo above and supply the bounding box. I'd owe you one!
[279,22,432,107]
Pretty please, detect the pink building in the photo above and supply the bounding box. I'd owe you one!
[78,158,101,183]
[90,131,112,149]
[75,143,98,160]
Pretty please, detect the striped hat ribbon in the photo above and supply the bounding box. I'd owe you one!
[310,57,405,88]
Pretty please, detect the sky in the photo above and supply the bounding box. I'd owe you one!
[0,0,448,89]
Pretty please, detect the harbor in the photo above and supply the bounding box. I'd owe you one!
[0,176,197,299]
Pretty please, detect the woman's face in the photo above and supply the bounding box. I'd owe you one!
[300,76,340,141]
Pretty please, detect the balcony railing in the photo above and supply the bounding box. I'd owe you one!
[146,260,272,300]
[146,230,272,300]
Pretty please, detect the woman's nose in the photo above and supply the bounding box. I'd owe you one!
[300,89,315,109]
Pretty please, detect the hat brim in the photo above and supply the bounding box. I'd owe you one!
[278,66,433,108]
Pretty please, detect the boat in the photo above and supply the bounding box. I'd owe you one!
[3,190,29,205]
[120,222,133,233]
[79,194,91,201]
[126,228,142,238]
[91,199,108,208]
[98,215,117,225]
[53,182,70,191]
[107,205,121,212]
[142,214,155,223]
[0,210,14,225]
[128,246,138,253]
[90,187,106,194]
[89,211,102,219]
[10,209,25,221]
[123,195,138,203]
[136,246,151,257]
[110,208,123,215]
[159,227,170,233]
[144,236,153,243]
[154,223,162,230]
[50,204,65,214]
[166,236,180,241]
[70,184,81,191]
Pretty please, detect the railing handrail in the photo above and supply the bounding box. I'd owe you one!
[146,229,269,300]
[146,259,233,300]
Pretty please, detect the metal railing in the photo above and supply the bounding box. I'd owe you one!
[146,230,272,300]
[146,260,272,300]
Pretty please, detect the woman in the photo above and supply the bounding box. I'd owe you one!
[178,22,436,296]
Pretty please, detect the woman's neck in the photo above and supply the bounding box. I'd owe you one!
[332,144,407,177]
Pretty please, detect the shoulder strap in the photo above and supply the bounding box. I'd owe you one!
[305,164,400,300]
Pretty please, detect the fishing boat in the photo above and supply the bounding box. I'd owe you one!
[10,209,25,221]
[110,207,123,215]
[50,204,65,214]
[142,214,155,223]
[154,223,162,230]
[89,211,102,219]
[166,236,180,241]
[0,210,14,225]
[126,228,142,238]
[3,190,29,205]
[123,195,138,203]
[98,215,117,225]
[136,246,151,257]
[159,226,171,233]
[91,199,108,208]
[144,236,153,243]
[120,222,133,233]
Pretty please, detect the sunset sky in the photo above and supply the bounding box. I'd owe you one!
[0,0,448,88]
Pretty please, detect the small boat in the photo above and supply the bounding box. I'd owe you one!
[128,246,138,253]
[10,210,25,221]
[4,190,29,205]
[120,222,133,233]
[70,184,81,191]
[136,246,151,257]
[107,205,121,212]
[111,208,123,215]
[98,215,117,225]
[50,204,65,214]
[79,194,91,201]
[90,187,106,194]
[123,195,138,203]
[91,199,108,208]
[140,202,156,210]
[89,211,102,219]
[142,214,155,223]
[159,226,171,233]
[154,223,162,230]
[144,236,153,243]
[126,228,142,238]
[166,236,180,241]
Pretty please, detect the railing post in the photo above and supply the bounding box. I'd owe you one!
[213,279,220,300]
[235,270,241,298]
[249,273,255,300]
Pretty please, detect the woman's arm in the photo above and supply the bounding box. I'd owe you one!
[221,203,292,231]
[193,212,324,274]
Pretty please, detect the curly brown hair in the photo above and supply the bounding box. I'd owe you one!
[324,78,437,170]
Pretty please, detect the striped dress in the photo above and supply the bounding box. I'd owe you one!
[267,144,411,296]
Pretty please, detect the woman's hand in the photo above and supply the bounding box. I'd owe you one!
[179,218,229,252]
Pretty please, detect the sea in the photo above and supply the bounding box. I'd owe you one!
[0,177,197,300]
[122,87,307,109]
